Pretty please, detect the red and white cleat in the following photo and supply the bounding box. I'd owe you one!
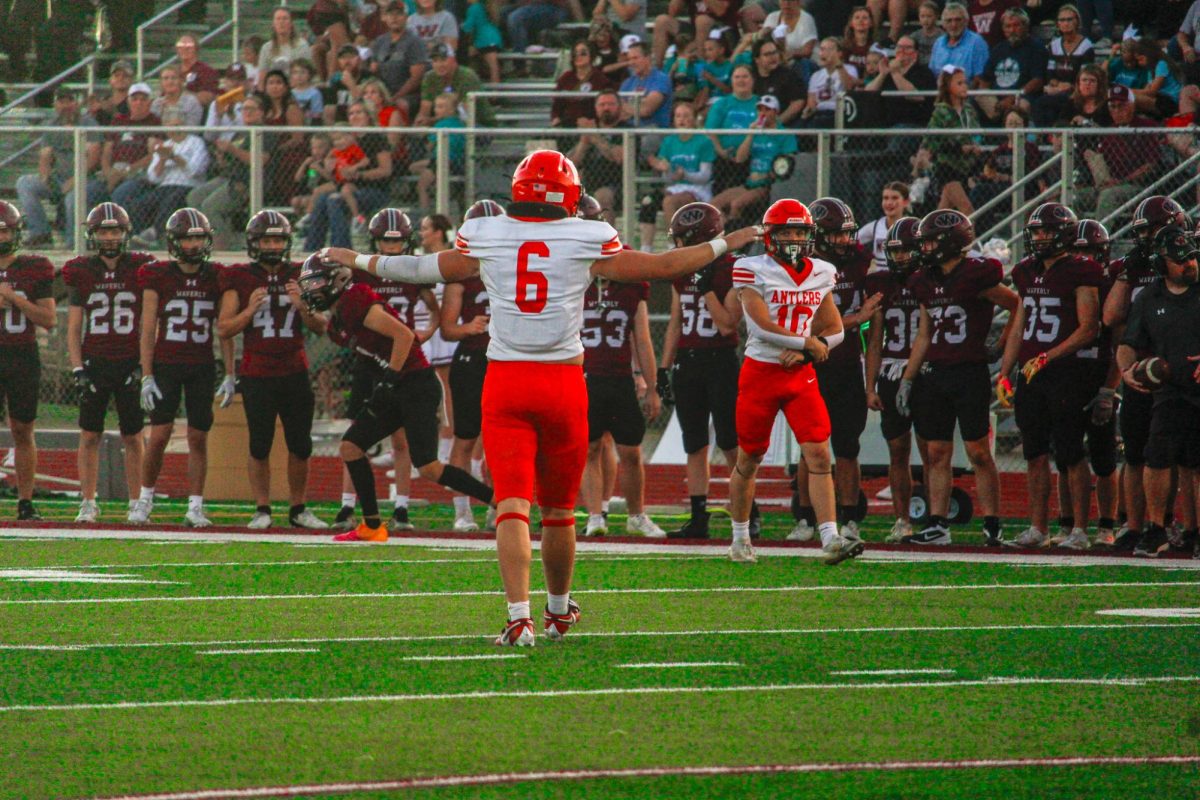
[495,617,536,647]
[543,599,581,641]
[332,522,388,543]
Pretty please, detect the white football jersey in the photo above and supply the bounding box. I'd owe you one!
[456,214,623,361]
[732,253,837,363]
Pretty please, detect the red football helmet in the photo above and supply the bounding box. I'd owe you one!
[85,202,132,258]
[0,200,24,256]
[368,208,417,254]
[1074,219,1110,264]
[762,199,814,268]
[511,150,581,215]
[809,197,858,260]
[1024,202,1078,259]
[1132,195,1187,254]
[884,216,921,276]
[464,199,506,221]
[916,208,974,266]
[245,209,292,266]
[164,208,213,264]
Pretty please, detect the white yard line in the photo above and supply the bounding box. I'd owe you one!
[831,669,956,676]
[400,654,525,662]
[13,555,723,571]
[617,662,742,669]
[197,649,321,655]
[81,756,1200,800]
[3,675,1198,714]
[1,580,1196,606]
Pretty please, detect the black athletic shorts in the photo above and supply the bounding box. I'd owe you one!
[815,358,867,460]
[1120,384,1154,467]
[1145,397,1200,470]
[912,360,991,443]
[449,347,487,441]
[0,345,39,424]
[149,361,216,431]
[240,371,315,460]
[672,347,740,454]
[1014,359,1093,467]
[587,373,646,446]
[347,358,382,422]
[344,366,442,466]
[78,356,143,436]
[875,374,913,443]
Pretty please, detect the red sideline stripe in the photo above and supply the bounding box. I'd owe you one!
[87,756,1200,800]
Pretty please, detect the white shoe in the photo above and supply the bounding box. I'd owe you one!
[453,512,479,532]
[822,533,865,565]
[247,511,272,530]
[1007,526,1047,548]
[75,499,100,523]
[885,518,912,543]
[290,509,328,529]
[584,513,607,537]
[729,539,757,563]
[626,513,665,538]
[1060,527,1090,550]
[786,519,814,541]
[485,506,498,531]
[370,451,395,468]
[840,520,861,542]
[127,498,151,525]
[183,507,211,528]
[1094,526,1115,547]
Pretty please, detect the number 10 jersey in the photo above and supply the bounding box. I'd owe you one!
[731,253,836,363]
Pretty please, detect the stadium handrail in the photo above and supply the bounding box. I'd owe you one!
[0,55,98,117]
[137,0,239,80]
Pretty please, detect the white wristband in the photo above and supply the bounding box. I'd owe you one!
[708,237,728,259]
[354,254,373,271]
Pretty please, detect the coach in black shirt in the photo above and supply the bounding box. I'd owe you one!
[751,38,805,128]
[1117,224,1200,557]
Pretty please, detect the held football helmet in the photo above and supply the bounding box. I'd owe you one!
[1131,196,1187,255]
[809,197,857,260]
[577,193,603,221]
[464,199,505,222]
[1024,202,1078,259]
[883,216,922,277]
[511,149,582,215]
[0,200,24,256]
[368,208,417,254]
[298,252,353,311]
[1074,219,1110,264]
[85,202,131,258]
[762,198,815,268]
[1150,224,1199,275]
[916,209,974,267]
[245,210,293,266]
[164,208,214,264]
[668,201,724,246]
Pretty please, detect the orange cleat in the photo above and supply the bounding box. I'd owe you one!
[333,522,388,543]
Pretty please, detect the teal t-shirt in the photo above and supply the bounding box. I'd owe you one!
[694,59,732,95]
[463,3,503,50]
[1154,60,1182,102]
[657,134,716,176]
[746,126,798,188]
[706,93,759,150]
[430,116,467,165]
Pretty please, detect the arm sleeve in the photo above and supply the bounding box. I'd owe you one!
[744,311,808,349]
[682,162,712,183]
[375,252,445,284]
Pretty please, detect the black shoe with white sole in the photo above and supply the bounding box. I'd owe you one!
[902,524,951,545]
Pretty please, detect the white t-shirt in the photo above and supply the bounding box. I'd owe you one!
[857,217,892,271]
[731,253,836,363]
[763,11,818,58]
[455,215,623,361]
[808,64,859,112]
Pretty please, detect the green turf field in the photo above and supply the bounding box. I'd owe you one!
[0,515,1198,799]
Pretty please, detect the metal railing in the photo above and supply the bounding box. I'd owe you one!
[137,0,239,80]
[0,56,98,117]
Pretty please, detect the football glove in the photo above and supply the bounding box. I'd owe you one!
[215,375,237,409]
[656,366,675,405]
[366,368,405,415]
[1084,386,1117,426]
[72,366,96,395]
[140,375,162,412]
[1021,352,1049,383]
[693,265,714,296]
[895,378,914,418]
[995,375,1014,408]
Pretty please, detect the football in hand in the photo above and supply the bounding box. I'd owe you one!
[1131,356,1170,388]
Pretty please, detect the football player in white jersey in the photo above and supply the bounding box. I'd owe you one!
[322,150,760,646]
[728,199,865,565]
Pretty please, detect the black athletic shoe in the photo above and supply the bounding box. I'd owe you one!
[1111,527,1140,552]
[983,526,1006,547]
[902,523,951,545]
[667,512,711,539]
[1133,526,1168,558]
[331,505,356,532]
[389,506,415,532]
[1167,528,1198,555]
[749,502,762,540]
[16,499,40,521]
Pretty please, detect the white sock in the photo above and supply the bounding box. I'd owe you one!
[438,438,451,462]
[470,458,483,479]
[547,593,570,615]
[394,495,409,510]
[601,500,610,514]
[588,513,605,527]
[127,498,138,509]
[818,521,839,547]
[139,486,155,503]
[188,495,203,512]
[731,520,750,543]
[341,492,356,509]
[453,495,470,515]
[507,600,530,621]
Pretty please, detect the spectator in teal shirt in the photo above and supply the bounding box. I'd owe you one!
[705,64,758,192]
[412,92,466,211]
[641,102,717,246]
[462,0,502,83]
[712,95,797,224]
[693,29,734,111]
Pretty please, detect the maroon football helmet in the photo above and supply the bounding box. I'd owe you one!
[917,209,974,267]
[884,216,922,276]
[809,197,858,260]
[1074,219,1110,264]
[668,201,724,247]
[464,199,505,221]
[1024,202,1079,259]
[0,200,24,256]
[576,193,604,221]
[298,252,353,311]
[368,208,417,254]
[245,209,292,266]
[164,208,213,264]
[1132,196,1187,254]
[85,202,132,258]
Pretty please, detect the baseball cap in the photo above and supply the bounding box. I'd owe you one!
[225,63,247,81]
[337,43,360,57]
[708,26,730,40]
[619,33,641,54]
[110,59,134,76]
[1108,84,1133,105]
[128,82,153,97]
[772,23,790,40]
[757,94,781,111]
[429,42,454,59]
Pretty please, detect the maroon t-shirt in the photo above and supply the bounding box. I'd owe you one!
[63,252,155,360]
[909,257,1003,365]
[182,61,221,97]
[106,113,161,164]
[331,282,430,375]
[672,254,738,350]
[968,0,1023,47]
[353,271,426,329]
[218,262,308,377]
[825,247,871,365]
[0,255,54,349]
[688,0,742,28]
[1010,254,1103,363]
[139,260,224,365]
[863,269,922,365]
[1097,120,1162,182]
[552,69,613,128]
[453,275,490,352]
[583,279,648,378]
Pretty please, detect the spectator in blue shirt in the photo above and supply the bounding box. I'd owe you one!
[974,8,1047,123]
[620,41,673,127]
[930,2,990,82]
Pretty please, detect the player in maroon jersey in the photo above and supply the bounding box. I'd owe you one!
[658,202,746,539]
[130,208,234,527]
[998,203,1102,550]
[0,201,56,521]
[864,216,930,543]
[1101,195,1188,550]
[216,210,328,530]
[297,255,495,543]
[331,208,441,533]
[791,198,882,543]
[63,202,157,524]
[898,209,1018,545]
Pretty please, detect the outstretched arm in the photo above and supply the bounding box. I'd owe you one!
[594,226,760,283]
[321,247,480,284]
